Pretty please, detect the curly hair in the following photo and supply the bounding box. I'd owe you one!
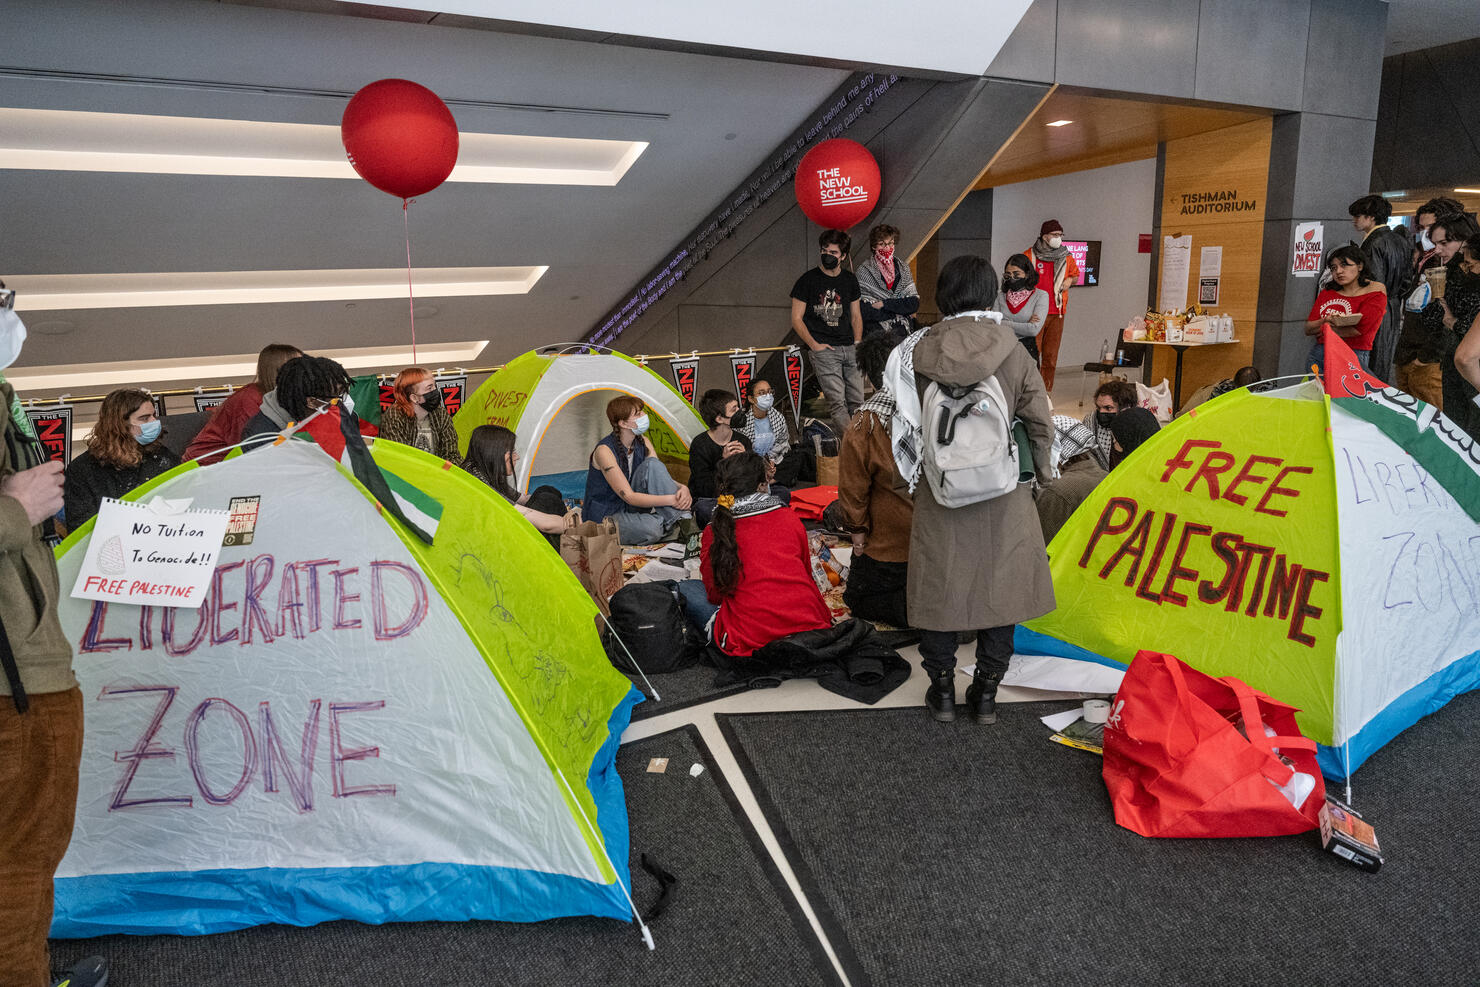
[87,388,159,468]
[707,452,768,599]
[391,366,433,417]
[1093,379,1138,411]
[276,356,353,421]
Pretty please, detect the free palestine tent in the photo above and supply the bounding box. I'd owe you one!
[455,348,705,494]
[1022,336,1480,778]
[50,437,641,937]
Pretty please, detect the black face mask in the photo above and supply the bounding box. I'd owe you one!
[421,388,443,411]
[729,408,748,430]
[820,253,841,271]
[1003,275,1034,292]
[1096,411,1116,428]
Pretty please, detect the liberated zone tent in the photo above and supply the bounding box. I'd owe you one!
[455,348,705,495]
[50,438,640,936]
[1022,371,1480,777]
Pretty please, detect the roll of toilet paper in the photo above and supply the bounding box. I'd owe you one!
[1083,699,1111,724]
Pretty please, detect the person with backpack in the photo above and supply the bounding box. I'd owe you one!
[675,452,832,658]
[885,255,1055,724]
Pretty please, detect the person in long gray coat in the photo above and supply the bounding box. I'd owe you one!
[902,255,1056,724]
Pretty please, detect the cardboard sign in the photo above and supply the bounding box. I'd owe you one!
[25,404,72,464]
[194,393,230,414]
[730,353,756,404]
[669,356,699,404]
[785,347,805,422]
[1292,222,1324,278]
[72,497,230,609]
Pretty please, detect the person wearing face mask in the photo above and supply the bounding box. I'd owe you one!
[856,224,920,340]
[1420,218,1480,439]
[586,395,693,545]
[1394,197,1464,409]
[790,228,866,440]
[62,387,181,528]
[737,378,805,490]
[1023,219,1080,391]
[1107,406,1161,471]
[377,366,462,465]
[1080,379,1137,465]
[0,287,111,987]
[997,252,1050,364]
[241,355,377,457]
[463,424,570,548]
[1304,245,1388,370]
[688,389,754,525]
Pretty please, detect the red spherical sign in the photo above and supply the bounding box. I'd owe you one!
[341,79,459,199]
[793,138,880,229]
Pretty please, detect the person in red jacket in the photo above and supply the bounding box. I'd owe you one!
[1305,245,1388,370]
[182,342,301,463]
[675,452,831,656]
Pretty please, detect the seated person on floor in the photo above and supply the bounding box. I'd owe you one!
[1082,378,1136,465]
[836,330,912,629]
[585,394,693,545]
[1035,414,1108,544]
[64,387,181,529]
[738,377,807,489]
[1178,365,1262,415]
[688,388,752,503]
[463,424,570,548]
[241,355,377,455]
[1108,406,1161,469]
[675,452,832,658]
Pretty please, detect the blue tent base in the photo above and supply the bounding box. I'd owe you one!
[1317,648,1480,780]
[53,686,643,938]
[1014,625,1129,672]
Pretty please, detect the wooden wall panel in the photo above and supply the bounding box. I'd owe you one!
[1151,118,1273,393]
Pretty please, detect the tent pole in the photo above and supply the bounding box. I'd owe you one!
[600,613,662,702]
[550,764,657,950]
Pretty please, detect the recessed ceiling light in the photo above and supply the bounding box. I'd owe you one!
[1046,119,1074,127]
[8,341,490,393]
[1456,188,1480,194]
[6,267,547,311]
[0,108,647,186]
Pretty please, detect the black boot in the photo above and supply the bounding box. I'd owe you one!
[925,670,956,722]
[965,668,1003,724]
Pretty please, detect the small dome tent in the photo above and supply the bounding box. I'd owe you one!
[456,347,705,495]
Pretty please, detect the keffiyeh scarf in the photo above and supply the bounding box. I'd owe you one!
[882,328,929,492]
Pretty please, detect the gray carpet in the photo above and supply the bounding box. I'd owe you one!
[49,726,839,986]
[718,695,1480,987]
[627,664,748,720]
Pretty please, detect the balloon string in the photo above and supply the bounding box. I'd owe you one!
[403,197,417,364]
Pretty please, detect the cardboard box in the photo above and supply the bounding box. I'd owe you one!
[1183,316,1215,342]
[1319,796,1383,872]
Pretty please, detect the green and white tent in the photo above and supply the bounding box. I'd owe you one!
[455,348,705,493]
[50,438,641,937]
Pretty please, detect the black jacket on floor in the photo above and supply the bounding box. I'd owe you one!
[710,617,910,704]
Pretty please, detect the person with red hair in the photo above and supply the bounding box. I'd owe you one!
[377,366,461,464]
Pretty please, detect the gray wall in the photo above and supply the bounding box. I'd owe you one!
[1371,38,1480,193]
[598,0,1392,379]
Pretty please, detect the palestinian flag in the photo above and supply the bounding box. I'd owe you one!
[337,404,441,543]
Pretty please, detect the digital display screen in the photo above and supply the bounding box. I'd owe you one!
[1064,240,1102,287]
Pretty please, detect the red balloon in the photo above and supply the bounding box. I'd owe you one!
[341,79,459,199]
[793,138,881,229]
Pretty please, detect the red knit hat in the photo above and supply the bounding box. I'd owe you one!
[1040,219,1064,236]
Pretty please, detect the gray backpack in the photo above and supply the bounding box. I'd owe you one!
[920,375,1021,507]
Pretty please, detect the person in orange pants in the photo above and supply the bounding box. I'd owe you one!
[1024,219,1079,391]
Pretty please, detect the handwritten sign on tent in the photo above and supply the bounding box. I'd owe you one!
[72,497,230,609]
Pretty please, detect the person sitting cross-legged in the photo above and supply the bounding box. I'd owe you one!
[585,395,693,545]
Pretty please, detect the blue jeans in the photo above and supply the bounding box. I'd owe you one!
[676,578,719,637]
[609,457,690,545]
[1306,341,1370,373]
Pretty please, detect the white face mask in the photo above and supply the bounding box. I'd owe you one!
[340,393,356,416]
[756,393,775,412]
[630,413,650,436]
[0,307,27,371]
[1046,235,1063,249]
[1421,231,1434,251]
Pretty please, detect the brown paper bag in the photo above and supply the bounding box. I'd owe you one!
[559,508,624,615]
[816,454,840,487]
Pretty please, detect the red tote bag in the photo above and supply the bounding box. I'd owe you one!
[1102,651,1326,838]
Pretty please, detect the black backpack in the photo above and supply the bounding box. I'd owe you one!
[604,580,703,675]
